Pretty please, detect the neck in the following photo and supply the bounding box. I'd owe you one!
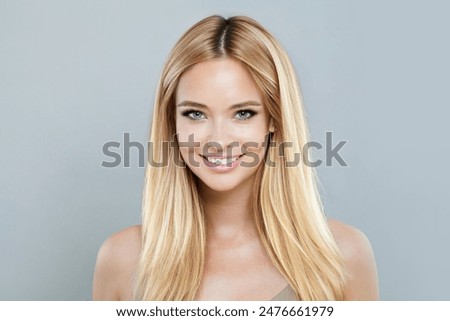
[199,176,259,245]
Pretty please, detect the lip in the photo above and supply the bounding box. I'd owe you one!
[201,154,244,172]
[201,154,243,159]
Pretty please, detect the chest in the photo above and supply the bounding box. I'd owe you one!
[195,241,288,300]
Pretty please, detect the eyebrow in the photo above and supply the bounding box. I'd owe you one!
[176,100,262,110]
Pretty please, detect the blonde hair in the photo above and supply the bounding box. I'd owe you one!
[134,15,345,300]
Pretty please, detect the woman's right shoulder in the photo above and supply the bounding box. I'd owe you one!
[99,225,142,259]
[92,225,142,300]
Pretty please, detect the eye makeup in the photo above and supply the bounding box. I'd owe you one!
[180,109,258,121]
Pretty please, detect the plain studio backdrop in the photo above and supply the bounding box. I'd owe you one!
[1,0,449,300]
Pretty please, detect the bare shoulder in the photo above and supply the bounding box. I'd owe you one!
[92,225,142,300]
[327,219,379,300]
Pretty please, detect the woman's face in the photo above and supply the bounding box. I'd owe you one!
[175,58,271,193]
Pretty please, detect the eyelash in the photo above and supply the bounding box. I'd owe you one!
[181,109,258,121]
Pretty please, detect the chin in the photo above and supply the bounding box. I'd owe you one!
[194,171,257,194]
[200,180,241,193]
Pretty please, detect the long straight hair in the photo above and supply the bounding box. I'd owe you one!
[134,15,346,300]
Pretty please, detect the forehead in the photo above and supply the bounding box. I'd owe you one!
[175,58,262,104]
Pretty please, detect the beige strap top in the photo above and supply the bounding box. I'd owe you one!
[271,284,297,301]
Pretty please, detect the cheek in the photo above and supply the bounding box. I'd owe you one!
[175,120,203,161]
[240,126,270,156]
[240,125,269,146]
[176,118,194,140]
[239,129,270,166]
[175,118,210,148]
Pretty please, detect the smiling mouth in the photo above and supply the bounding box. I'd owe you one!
[200,154,245,165]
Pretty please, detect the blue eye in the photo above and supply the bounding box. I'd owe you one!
[180,109,257,121]
[235,109,257,120]
[181,109,205,121]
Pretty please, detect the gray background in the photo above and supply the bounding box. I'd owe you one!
[1,0,449,300]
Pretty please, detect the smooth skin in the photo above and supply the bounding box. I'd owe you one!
[93,58,379,300]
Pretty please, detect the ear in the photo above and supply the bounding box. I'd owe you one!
[269,118,275,133]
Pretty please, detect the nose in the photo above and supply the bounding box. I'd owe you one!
[203,119,237,155]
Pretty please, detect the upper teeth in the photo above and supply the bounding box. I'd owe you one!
[207,156,240,165]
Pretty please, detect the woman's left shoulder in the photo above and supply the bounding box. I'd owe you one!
[327,219,379,300]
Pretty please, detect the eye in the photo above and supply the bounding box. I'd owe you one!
[235,109,257,120]
[181,109,205,121]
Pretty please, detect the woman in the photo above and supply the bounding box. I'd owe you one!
[93,15,378,301]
